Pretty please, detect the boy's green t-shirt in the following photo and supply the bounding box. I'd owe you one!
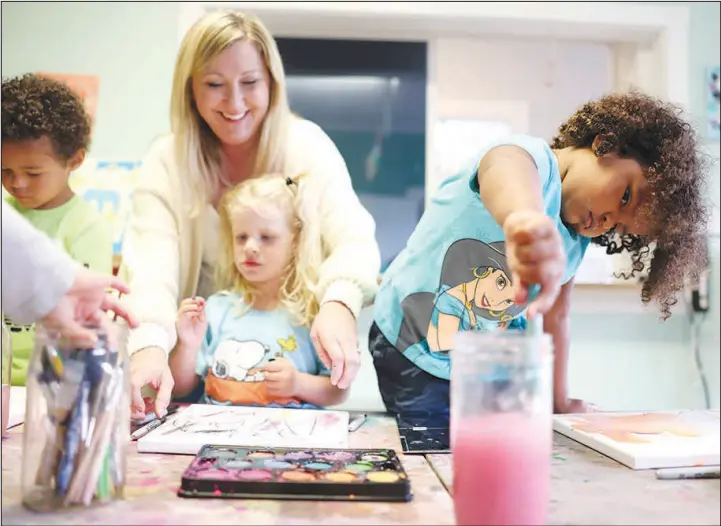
[3,195,114,386]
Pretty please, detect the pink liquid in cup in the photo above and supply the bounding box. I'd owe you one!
[2,384,10,438]
[453,412,552,526]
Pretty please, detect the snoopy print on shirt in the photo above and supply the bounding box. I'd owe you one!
[195,293,330,407]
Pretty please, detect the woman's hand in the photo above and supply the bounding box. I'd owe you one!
[310,301,360,390]
[130,346,174,420]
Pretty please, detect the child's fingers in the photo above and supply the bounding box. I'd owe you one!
[264,358,291,373]
[264,372,285,385]
[179,304,203,317]
[178,303,195,313]
[527,282,560,317]
[514,238,563,265]
[513,258,563,286]
[512,273,529,304]
[193,297,206,310]
[180,297,205,311]
[506,217,555,243]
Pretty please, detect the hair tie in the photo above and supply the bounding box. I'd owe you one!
[286,177,294,186]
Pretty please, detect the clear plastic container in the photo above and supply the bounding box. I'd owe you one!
[2,319,11,437]
[451,330,554,526]
[21,323,129,511]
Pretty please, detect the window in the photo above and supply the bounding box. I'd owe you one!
[276,38,427,270]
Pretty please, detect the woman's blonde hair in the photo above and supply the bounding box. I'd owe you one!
[170,10,291,210]
[216,174,322,327]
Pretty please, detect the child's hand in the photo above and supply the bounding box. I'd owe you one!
[503,210,566,318]
[176,297,207,350]
[263,358,297,398]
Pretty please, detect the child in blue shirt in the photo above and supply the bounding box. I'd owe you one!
[169,175,348,409]
[371,92,709,421]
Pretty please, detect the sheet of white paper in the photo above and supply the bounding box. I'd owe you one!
[137,404,350,455]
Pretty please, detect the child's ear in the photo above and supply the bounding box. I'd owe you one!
[591,133,619,157]
[66,148,86,172]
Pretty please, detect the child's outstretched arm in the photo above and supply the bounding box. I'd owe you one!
[544,278,589,413]
[169,297,207,397]
[264,358,349,407]
[476,146,566,316]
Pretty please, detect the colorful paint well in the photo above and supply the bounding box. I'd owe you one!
[247,452,274,459]
[360,454,388,462]
[282,470,316,481]
[264,460,294,469]
[366,471,400,483]
[238,469,274,481]
[324,472,357,482]
[305,462,333,471]
[282,451,313,461]
[318,451,356,462]
[345,462,374,473]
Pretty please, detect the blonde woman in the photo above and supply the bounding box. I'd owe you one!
[121,11,379,419]
[170,175,347,409]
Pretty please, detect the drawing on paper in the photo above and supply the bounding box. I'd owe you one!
[566,411,716,444]
[137,404,350,455]
[553,410,720,470]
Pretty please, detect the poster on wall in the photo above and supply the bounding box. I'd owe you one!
[708,66,720,141]
[37,72,99,124]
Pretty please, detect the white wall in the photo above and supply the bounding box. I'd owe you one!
[434,37,613,142]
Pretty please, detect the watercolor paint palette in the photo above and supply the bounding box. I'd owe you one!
[178,445,412,502]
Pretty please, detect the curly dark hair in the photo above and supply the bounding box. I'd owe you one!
[1,73,91,161]
[551,91,709,320]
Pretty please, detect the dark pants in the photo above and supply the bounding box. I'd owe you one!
[369,322,450,423]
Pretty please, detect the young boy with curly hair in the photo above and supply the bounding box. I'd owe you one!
[2,73,113,385]
[371,91,709,421]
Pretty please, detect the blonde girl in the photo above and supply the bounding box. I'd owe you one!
[169,175,348,409]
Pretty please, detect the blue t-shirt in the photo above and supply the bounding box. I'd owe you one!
[196,292,330,408]
[373,135,590,380]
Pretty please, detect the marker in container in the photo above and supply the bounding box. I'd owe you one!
[656,466,720,480]
[348,414,367,432]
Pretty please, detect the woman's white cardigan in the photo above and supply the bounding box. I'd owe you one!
[120,118,381,356]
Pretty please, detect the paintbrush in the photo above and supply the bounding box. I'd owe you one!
[525,284,544,337]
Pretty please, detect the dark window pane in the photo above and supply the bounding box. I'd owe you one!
[277,38,427,270]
